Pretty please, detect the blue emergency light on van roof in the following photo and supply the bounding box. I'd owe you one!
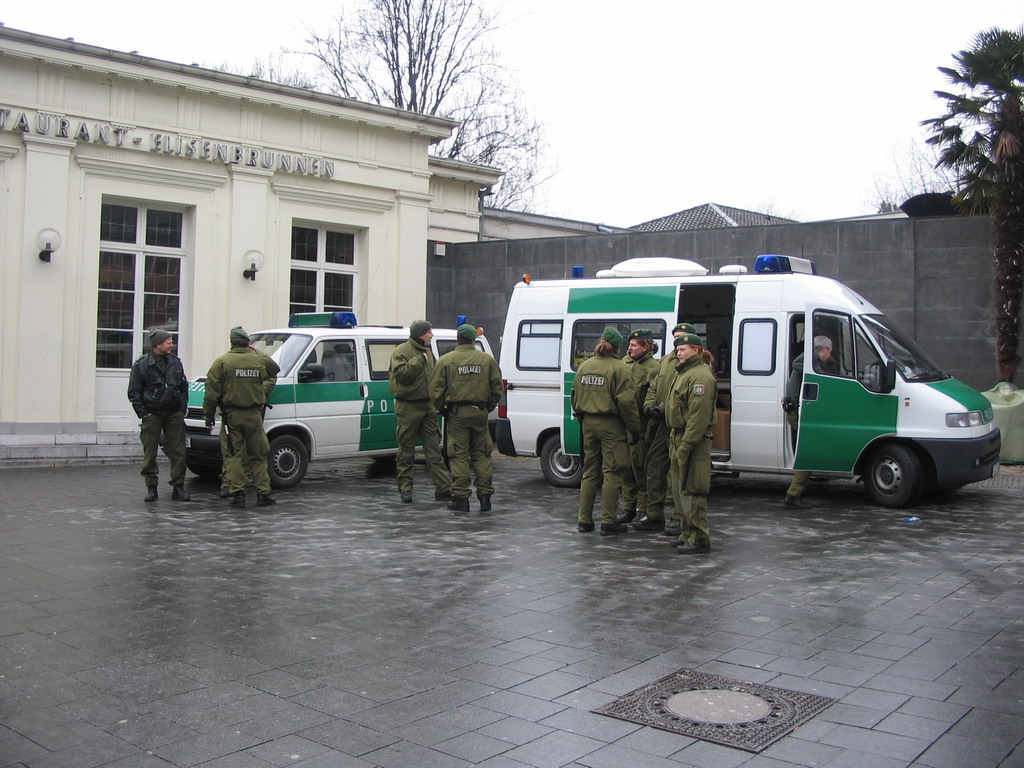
[288,311,358,328]
[753,254,818,275]
[456,315,467,326]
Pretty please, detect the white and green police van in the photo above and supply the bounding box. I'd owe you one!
[184,312,492,488]
[494,256,1000,507]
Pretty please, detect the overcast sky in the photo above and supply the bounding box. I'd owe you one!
[4,1,1022,226]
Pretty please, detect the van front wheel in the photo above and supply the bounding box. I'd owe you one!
[268,435,309,489]
[864,443,922,508]
[540,434,582,488]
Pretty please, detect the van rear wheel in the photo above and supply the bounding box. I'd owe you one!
[540,434,582,488]
[268,435,309,489]
[864,443,922,508]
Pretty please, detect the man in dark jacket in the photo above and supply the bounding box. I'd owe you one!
[127,328,190,502]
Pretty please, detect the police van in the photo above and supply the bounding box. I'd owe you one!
[494,256,1000,508]
[184,313,492,488]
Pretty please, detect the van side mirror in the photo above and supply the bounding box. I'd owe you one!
[299,363,326,383]
[881,359,897,393]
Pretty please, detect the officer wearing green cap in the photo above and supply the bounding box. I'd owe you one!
[127,328,191,502]
[571,327,640,535]
[631,322,697,530]
[430,324,503,512]
[620,329,659,521]
[666,333,718,554]
[203,326,280,508]
[389,320,453,504]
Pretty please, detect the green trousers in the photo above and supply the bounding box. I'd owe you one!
[621,436,651,515]
[671,431,712,546]
[644,420,670,521]
[394,399,451,494]
[139,411,187,488]
[577,416,629,526]
[445,407,493,499]
[786,410,811,497]
[223,408,272,495]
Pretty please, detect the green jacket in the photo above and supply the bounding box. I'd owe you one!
[389,337,435,401]
[203,347,280,420]
[665,354,718,455]
[571,355,640,435]
[643,352,680,413]
[624,350,659,418]
[430,344,503,411]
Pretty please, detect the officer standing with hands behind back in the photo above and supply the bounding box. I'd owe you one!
[203,327,280,508]
[431,324,503,513]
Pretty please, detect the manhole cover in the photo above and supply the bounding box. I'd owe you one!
[666,689,773,723]
[593,668,835,753]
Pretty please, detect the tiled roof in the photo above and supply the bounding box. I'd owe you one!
[631,203,796,232]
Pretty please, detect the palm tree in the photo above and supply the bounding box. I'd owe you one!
[923,26,1024,383]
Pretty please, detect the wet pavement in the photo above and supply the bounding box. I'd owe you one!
[1,456,1022,768]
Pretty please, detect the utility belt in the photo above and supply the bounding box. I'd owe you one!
[447,401,488,415]
[670,427,714,440]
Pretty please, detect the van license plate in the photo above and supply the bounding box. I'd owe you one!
[185,436,191,448]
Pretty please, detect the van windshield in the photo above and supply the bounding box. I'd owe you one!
[860,315,948,382]
[250,333,312,376]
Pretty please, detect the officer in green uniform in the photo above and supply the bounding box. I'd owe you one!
[203,327,280,508]
[389,320,453,504]
[127,328,191,502]
[665,333,718,554]
[634,322,695,531]
[571,328,640,536]
[430,324,503,513]
[620,329,659,521]
[783,335,840,507]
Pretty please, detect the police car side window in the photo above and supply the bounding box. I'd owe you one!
[367,341,399,380]
[316,340,357,382]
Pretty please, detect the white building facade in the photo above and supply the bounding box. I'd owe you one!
[0,27,499,460]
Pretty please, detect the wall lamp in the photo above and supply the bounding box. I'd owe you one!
[242,249,265,281]
[36,228,62,262]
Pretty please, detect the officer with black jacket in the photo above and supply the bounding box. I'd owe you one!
[127,328,191,502]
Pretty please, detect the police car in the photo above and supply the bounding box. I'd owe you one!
[184,312,493,488]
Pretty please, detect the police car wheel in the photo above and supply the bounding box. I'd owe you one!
[268,435,309,489]
[864,443,922,508]
[540,433,582,488]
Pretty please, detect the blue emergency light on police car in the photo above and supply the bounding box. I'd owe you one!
[288,311,358,328]
[456,315,467,326]
[754,254,817,275]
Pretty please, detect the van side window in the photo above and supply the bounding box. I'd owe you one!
[854,325,886,392]
[737,319,776,375]
[569,319,667,370]
[518,321,562,371]
[811,311,854,378]
[315,340,357,382]
[366,341,400,381]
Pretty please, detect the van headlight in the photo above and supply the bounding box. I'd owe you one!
[945,410,985,428]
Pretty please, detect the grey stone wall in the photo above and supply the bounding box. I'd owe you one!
[428,215,1005,392]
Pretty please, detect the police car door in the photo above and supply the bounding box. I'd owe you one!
[794,306,898,472]
[296,338,362,454]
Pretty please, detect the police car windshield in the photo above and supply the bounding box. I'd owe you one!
[860,315,947,382]
[250,333,312,376]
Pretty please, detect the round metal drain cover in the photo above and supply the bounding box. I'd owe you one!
[665,689,772,724]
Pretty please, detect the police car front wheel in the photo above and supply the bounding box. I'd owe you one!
[268,435,309,489]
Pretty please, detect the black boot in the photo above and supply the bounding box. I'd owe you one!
[219,487,231,499]
[257,494,276,507]
[144,486,158,503]
[632,515,665,531]
[447,497,469,513]
[230,491,246,508]
[171,486,191,501]
[783,494,807,508]
[478,495,492,512]
[435,489,454,502]
[616,508,637,524]
[400,490,413,503]
[600,522,628,537]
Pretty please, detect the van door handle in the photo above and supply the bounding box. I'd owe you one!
[802,382,819,402]
[361,384,367,398]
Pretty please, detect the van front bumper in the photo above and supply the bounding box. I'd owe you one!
[917,428,1001,487]
[184,428,222,466]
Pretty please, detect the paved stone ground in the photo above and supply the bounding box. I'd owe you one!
[1,457,1022,768]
